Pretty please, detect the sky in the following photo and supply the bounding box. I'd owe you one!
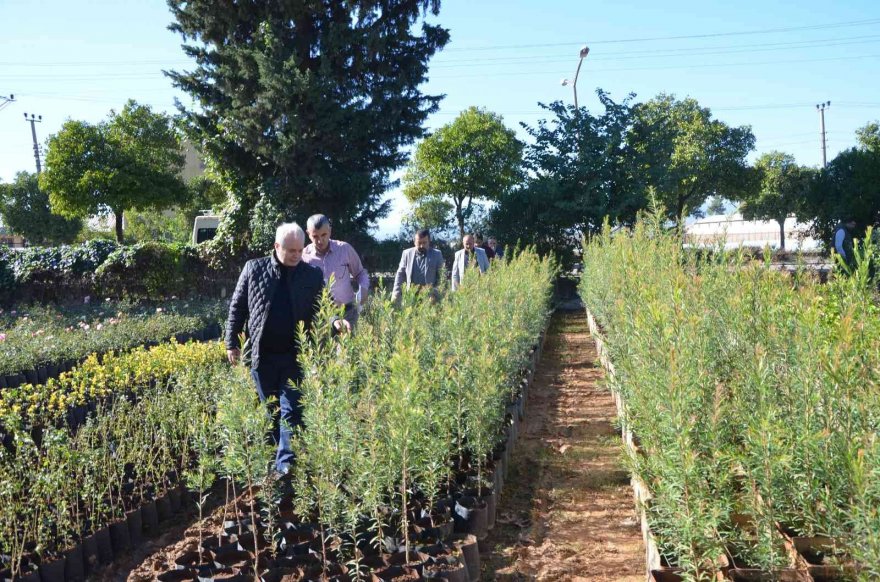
[1,0,879,238]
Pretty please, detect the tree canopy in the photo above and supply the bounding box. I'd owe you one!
[166,0,450,252]
[629,94,755,226]
[40,100,187,243]
[738,152,813,250]
[403,106,523,237]
[0,172,82,245]
[490,93,641,267]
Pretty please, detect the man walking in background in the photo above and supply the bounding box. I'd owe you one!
[452,233,490,291]
[391,228,445,301]
[475,232,496,260]
[832,218,857,270]
[226,222,350,475]
[303,214,369,328]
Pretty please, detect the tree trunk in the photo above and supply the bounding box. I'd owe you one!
[114,209,124,243]
[455,200,465,239]
[778,218,786,251]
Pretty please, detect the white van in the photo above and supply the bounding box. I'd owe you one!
[192,215,220,244]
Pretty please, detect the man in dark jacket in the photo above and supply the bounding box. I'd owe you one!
[226,222,350,474]
[832,218,857,270]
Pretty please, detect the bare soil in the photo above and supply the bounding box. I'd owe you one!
[481,311,644,581]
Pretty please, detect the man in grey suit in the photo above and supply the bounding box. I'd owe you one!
[392,228,445,301]
[451,233,490,291]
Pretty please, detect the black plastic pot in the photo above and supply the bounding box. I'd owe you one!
[142,499,160,534]
[64,543,86,582]
[23,368,38,384]
[169,487,183,513]
[110,519,131,553]
[45,364,59,380]
[36,366,48,384]
[0,375,7,389]
[37,555,66,582]
[81,533,99,574]
[94,525,114,564]
[7,373,24,388]
[127,507,144,545]
[451,496,488,540]
[17,568,41,582]
[423,556,468,582]
[448,534,479,582]
[157,567,197,581]
[157,493,173,522]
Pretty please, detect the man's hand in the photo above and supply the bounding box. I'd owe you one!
[333,319,352,334]
[226,348,241,365]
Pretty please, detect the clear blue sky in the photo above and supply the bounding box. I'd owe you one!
[2,0,879,237]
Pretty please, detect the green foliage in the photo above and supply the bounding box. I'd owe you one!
[705,196,727,216]
[855,121,880,153]
[802,146,880,245]
[739,151,814,250]
[404,106,523,236]
[490,93,640,268]
[167,1,450,251]
[0,296,224,375]
[0,172,82,244]
[629,94,755,225]
[581,210,880,576]
[40,100,188,243]
[95,241,203,299]
[125,208,193,244]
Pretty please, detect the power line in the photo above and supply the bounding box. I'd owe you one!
[441,17,880,51]
[430,35,880,67]
[4,31,879,69]
[427,53,880,79]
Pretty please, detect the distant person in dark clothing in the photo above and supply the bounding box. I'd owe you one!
[226,222,350,474]
[832,218,857,269]
[488,236,503,259]
[475,232,495,260]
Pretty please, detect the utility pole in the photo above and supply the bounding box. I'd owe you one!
[23,112,43,174]
[816,101,830,169]
[0,94,15,112]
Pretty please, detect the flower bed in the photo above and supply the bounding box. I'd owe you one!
[580,213,879,581]
[0,298,225,387]
[0,339,225,430]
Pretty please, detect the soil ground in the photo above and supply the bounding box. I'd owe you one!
[480,310,644,581]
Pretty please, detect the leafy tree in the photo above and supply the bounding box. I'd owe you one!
[706,196,727,216]
[739,152,813,250]
[490,93,640,267]
[40,100,188,243]
[0,172,81,245]
[629,94,755,226]
[856,121,880,153]
[403,106,523,237]
[801,147,880,244]
[166,0,450,252]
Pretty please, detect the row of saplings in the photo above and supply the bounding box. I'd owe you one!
[157,252,553,582]
[0,250,552,582]
[579,214,880,581]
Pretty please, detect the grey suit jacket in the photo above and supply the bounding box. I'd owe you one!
[392,247,444,300]
[451,247,489,291]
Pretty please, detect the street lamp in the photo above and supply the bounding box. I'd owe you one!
[561,45,590,109]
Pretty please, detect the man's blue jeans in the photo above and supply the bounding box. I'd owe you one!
[251,353,303,474]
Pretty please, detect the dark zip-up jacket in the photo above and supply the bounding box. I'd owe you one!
[225,253,324,369]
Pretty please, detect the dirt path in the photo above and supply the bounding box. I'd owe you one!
[481,310,644,581]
